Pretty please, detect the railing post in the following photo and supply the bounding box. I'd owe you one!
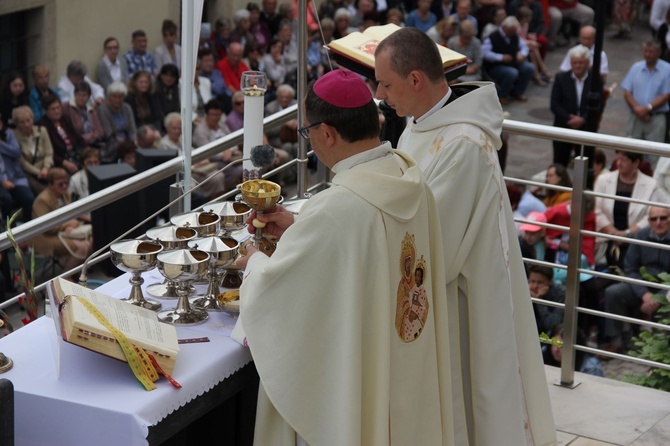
[559,156,588,388]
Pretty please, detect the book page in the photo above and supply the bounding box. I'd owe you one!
[55,279,179,356]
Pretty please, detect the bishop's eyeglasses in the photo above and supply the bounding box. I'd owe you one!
[297,121,322,140]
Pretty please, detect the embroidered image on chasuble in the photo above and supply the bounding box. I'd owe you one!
[396,233,430,342]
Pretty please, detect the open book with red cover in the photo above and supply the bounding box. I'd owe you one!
[326,24,468,80]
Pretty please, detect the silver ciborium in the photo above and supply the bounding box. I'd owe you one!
[170,211,221,237]
[238,179,281,256]
[156,249,210,325]
[145,225,198,299]
[187,236,239,311]
[202,200,253,288]
[110,239,164,311]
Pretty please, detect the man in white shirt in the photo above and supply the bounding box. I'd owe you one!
[559,25,608,82]
[57,61,105,106]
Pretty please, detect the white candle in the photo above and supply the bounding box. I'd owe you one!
[241,71,268,180]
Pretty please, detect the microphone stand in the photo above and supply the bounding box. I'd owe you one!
[78,157,251,287]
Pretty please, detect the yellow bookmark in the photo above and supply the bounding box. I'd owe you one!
[74,296,158,391]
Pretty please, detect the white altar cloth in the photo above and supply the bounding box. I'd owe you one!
[0,270,252,446]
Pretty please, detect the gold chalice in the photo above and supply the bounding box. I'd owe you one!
[238,179,281,256]
[110,239,164,311]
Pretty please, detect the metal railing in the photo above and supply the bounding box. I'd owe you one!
[3,110,670,390]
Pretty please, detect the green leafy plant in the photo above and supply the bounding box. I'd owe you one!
[6,210,40,325]
[623,267,670,392]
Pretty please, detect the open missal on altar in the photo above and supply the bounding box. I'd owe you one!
[326,23,468,80]
[48,278,179,375]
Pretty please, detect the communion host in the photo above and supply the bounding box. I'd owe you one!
[232,69,462,446]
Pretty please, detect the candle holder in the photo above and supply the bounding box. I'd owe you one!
[238,179,281,256]
[145,225,198,299]
[187,236,239,311]
[156,249,210,325]
[241,71,268,180]
[110,239,164,311]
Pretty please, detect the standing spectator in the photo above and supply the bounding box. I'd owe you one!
[11,106,54,195]
[528,265,565,336]
[612,0,639,40]
[62,81,105,149]
[559,25,609,82]
[657,7,670,62]
[482,16,536,105]
[216,42,249,94]
[594,151,660,269]
[125,70,161,131]
[621,39,670,168]
[198,48,231,113]
[374,27,556,445]
[97,82,137,164]
[124,30,158,77]
[0,120,34,221]
[28,66,58,123]
[447,20,482,82]
[57,61,105,106]
[651,0,670,36]
[449,0,478,34]
[95,37,129,91]
[603,206,670,354]
[154,19,181,74]
[248,2,271,52]
[211,17,233,62]
[405,0,438,33]
[152,63,180,131]
[0,71,29,129]
[547,0,594,50]
[550,45,598,167]
[38,95,84,175]
[68,147,100,202]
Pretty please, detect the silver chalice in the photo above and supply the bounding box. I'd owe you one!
[110,239,164,311]
[187,236,239,311]
[156,249,210,325]
[145,225,198,299]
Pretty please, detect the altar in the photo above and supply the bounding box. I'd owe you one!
[0,270,258,446]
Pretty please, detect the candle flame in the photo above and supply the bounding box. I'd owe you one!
[253,84,258,90]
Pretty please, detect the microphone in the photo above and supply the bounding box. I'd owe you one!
[244,144,276,180]
[78,145,277,286]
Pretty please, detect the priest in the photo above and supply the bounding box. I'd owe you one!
[375,27,556,446]
[232,69,462,445]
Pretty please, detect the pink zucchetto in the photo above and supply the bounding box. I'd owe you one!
[312,69,373,108]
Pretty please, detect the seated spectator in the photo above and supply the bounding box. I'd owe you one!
[12,106,54,195]
[447,19,482,82]
[225,91,245,132]
[62,81,105,149]
[0,120,35,222]
[543,323,604,376]
[198,48,232,112]
[276,19,299,88]
[481,6,506,41]
[56,60,105,106]
[158,112,182,151]
[31,167,92,271]
[265,84,298,159]
[211,16,233,61]
[38,95,84,175]
[528,264,565,336]
[349,0,377,30]
[507,182,546,232]
[248,2,271,52]
[68,147,100,202]
[192,61,213,123]
[545,195,596,268]
[230,9,256,49]
[154,19,181,73]
[136,124,160,150]
[385,7,405,27]
[543,163,572,207]
[0,71,29,129]
[547,0,594,49]
[427,16,459,46]
[519,211,554,269]
[603,206,670,354]
[516,6,551,86]
[153,63,180,132]
[595,151,660,270]
[28,65,59,123]
[124,29,158,77]
[406,0,437,33]
[125,70,161,131]
[263,38,288,102]
[558,25,608,82]
[482,16,535,105]
[310,17,336,79]
[243,40,265,73]
[449,0,478,35]
[508,0,549,57]
[216,41,250,96]
[333,8,357,39]
[97,81,137,164]
[594,148,610,182]
[95,37,130,92]
[117,141,137,169]
[193,99,231,148]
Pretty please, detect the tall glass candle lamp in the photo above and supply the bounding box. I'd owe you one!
[241,71,268,180]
